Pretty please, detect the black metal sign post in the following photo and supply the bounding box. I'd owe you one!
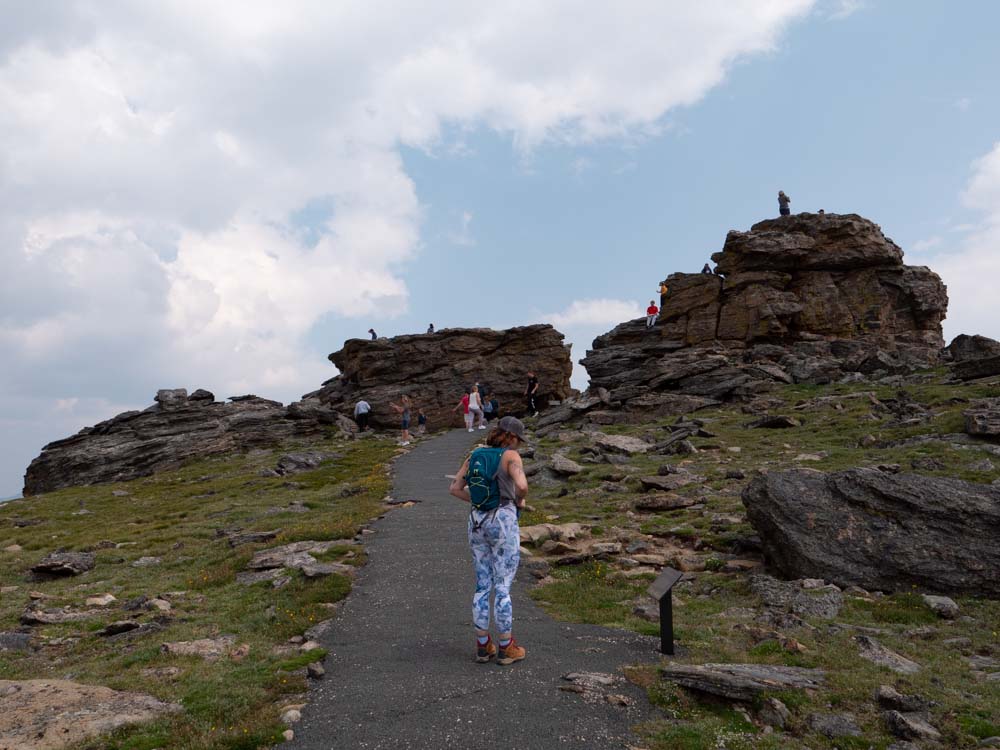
[646,567,683,656]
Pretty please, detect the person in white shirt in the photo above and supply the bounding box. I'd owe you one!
[468,385,486,430]
[354,400,371,432]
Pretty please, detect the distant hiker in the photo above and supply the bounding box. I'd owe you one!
[778,190,791,217]
[453,390,472,430]
[417,409,427,435]
[818,209,825,215]
[427,323,435,334]
[646,301,659,328]
[389,395,412,445]
[483,393,499,422]
[368,328,377,341]
[353,399,371,432]
[468,385,487,431]
[524,372,539,417]
[658,281,668,308]
[701,263,712,274]
[449,416,530,665]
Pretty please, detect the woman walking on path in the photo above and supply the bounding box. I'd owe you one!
[389,395,412,446]
[449,416,529,665]
[468,385,487,430]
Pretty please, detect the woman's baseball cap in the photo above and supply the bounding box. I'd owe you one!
[498,415,529,443]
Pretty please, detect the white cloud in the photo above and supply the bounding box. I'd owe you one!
[537,298,641,390]
[447,211,476,247]
[0,1,818,493]
[544,298,642,329]
[822,0,865,20]
[910,141,1000,346]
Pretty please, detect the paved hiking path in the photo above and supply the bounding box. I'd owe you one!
[290,429,660,749]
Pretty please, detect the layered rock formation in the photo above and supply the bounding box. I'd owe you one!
[302,325,573,429]
[23,389,326,496]
[947,333,1000,381]
[742,468,1000,596]
[580,213,948,416]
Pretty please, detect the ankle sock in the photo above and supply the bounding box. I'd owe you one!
[477,635,489,646]
[499,638,511,648]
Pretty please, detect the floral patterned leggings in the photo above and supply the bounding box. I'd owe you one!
[468,506,520,634]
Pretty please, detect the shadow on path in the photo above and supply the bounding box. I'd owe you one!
[289,428,660,749]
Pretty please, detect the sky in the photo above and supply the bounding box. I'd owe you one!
[2,1,1000,498]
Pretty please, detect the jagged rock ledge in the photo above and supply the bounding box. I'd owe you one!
[300,324,573,429]
[23,389,328,496]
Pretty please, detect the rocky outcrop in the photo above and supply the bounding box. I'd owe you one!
[579,213,948,415]
[949,334,1000,380]
[23,389,326,496]
[742,468,1000,596]
[307,325,573,429]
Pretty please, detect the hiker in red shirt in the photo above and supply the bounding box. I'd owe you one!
[645,300,659,329]
[452,389,472,430]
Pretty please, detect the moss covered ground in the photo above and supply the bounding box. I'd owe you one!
[0,433,395,750]
[524,373,1000,749]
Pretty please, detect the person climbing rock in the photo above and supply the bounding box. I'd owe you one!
[658,280,668,308]
[449,416,529,666]
[368,328,377,341]
[778,190,791,217]
[646,300,659,328]
[701,263,712,274]
[353,399,371,432]
[524,372,539,417]
[389,395,412,445]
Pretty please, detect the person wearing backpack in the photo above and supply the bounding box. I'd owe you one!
[448,416,530,665]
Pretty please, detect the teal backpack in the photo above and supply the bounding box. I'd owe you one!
[466,446,506,512]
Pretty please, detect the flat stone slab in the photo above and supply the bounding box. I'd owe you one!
[856,636,920,674]
[592,433,652,455]
[161,635,236,660]
[634,493,698,512]
[660,663,826,701]
[0,679,180,750]
[29,551,95,578]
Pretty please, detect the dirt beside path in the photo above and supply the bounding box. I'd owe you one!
[288,428,659,749]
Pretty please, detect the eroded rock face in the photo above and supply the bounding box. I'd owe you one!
[0,679,181,750]
[579,213,948,415]
[742,468,1000,596]
[23,390,327,495]
[309,324,573,428]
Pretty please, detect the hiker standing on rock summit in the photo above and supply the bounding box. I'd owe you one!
[778,190,791,217]
[449,416,530,665]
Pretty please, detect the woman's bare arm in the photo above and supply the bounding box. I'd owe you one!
[503,451,529,506]
[449,458,471,502]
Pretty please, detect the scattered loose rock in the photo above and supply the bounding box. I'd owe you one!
[883,710,942,741]
[807,712,862,738]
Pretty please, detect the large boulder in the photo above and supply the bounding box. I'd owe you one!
[579,213,948,412]
[23,390,326,495]
[310,325,573,428]
[965,398,1000,438]
[946,334,1000,363]
[742,468,1000,596]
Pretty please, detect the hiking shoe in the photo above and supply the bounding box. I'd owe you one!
[475,637,496,663]
[496,639,525,665]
